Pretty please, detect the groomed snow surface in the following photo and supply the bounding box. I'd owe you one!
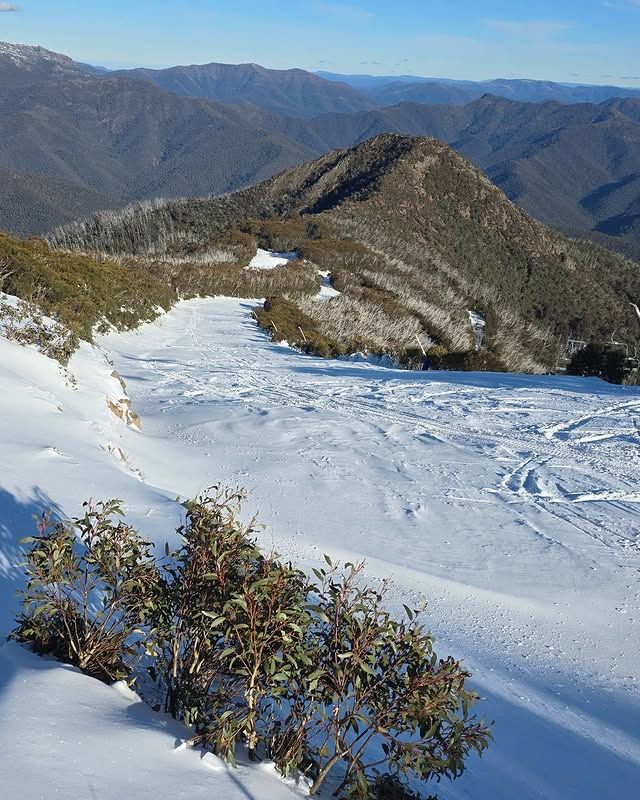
[1,295,639,799]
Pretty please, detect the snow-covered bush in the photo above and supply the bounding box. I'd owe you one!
[0,297,77,364]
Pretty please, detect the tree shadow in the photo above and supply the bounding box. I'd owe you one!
[0,486,63,636]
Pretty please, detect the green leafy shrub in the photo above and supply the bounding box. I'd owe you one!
[13,500,160,681]
[272,560,491,797]
[148,489,312,762]
[13,493,491,796]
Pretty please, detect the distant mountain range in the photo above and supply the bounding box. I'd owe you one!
[0,40,639,259]
[111,63,372,118]
[318,70,640,106]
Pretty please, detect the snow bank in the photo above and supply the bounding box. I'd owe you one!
[313,271,341,302]
[0,642,303,800]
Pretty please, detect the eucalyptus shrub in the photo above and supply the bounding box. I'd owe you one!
[14,493,491,798]
[271,559,491,797]
[13,500,160,681]
[149,489,312,763]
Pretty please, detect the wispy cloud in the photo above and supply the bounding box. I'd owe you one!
[485,19,574,37]
[0,3,22,11]
[315,2,373,20]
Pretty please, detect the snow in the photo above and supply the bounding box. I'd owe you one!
[468,310,485,350]
[247,248,297,270]
[0,642,305,800]
[314,270,341,302]
[0,40,71,67]
[0,295,639,798]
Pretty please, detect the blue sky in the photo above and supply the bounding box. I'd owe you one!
[1,1,639,84]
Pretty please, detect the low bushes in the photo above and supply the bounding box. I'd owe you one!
[14,490,491,798]
[428,347,508,373]
[0,233,175,342]
[0,297,77,364]
[255,296,340,357]
[13,500,159,681]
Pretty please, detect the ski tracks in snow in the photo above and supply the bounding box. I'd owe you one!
[101,298,640,800]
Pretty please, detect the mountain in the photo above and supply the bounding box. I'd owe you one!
[50,134,640,373]
[0,75,315,214]
[0,41,96,85]
[1,42,639,250]
[111,62,373,118]
[251,95,640,249]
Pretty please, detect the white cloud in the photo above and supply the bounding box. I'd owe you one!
[0,3,21,10]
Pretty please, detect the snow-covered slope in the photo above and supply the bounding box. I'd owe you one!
[1,296,639,798]
[0,642,304,800]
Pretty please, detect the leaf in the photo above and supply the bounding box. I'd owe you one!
[200,612,226,626]
[323,554,333,567]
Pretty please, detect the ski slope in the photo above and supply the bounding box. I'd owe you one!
[1,295,639,798]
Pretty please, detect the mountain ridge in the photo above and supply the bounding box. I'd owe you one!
[50,133,640,374]
[1,41,639,255]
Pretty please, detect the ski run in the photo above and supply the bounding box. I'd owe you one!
[0,292,639,799]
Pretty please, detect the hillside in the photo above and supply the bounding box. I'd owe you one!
[0,168,119,237]
[112,61,373,118]
[1,290,638,800]
[0,40,96,85]
[257,95,640,248]
[1,42,640,248]
[50,134,640,373]
[0,75,316,207]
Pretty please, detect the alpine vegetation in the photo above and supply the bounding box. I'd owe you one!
[13,489,491,798]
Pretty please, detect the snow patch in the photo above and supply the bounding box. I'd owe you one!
[313,270,341,302]
[246,248,297,271]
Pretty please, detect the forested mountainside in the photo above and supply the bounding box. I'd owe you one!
[1,42,640,252]
[49,135,640,374]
